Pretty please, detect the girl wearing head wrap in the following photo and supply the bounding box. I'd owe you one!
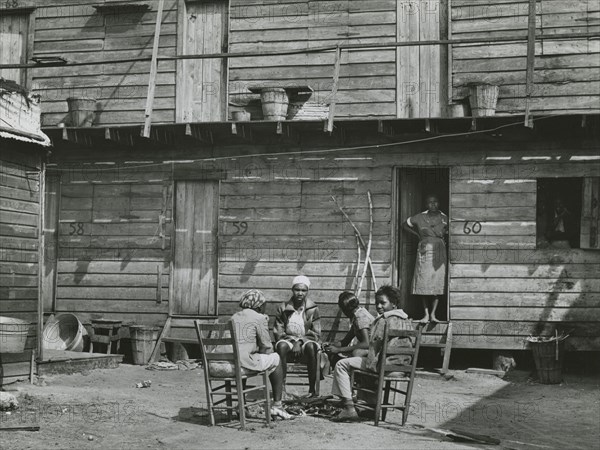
[273,276,322,397]
[231,289,291,419]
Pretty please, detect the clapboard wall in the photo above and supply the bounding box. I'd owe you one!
[31,0,179,126]
[45,130,600,350]
[452,0,600,114]
[17,0,600,124]
[0,145,42,382]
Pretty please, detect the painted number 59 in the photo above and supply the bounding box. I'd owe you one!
[463,221,482,234]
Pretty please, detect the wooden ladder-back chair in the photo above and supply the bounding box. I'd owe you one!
[194,320,271,430]
[351,323,422,426]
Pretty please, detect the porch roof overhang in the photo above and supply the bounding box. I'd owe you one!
[41,114,599,153]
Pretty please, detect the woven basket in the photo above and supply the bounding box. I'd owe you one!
[468,84,499,117]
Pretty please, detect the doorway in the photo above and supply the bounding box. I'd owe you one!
[172,180,219,316]
[396,167,450,320]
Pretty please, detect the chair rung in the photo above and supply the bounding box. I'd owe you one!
[243,385,266,394]
[353,387,377,395]
[384,376,410,381]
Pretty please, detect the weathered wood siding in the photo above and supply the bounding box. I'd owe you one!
[228,0,399,119]
[449,162,600,350]
[32,0,179,126]
[51,169,172,325]
[452,0,600,114]
[0,146,41,382]
[45,137,600,350]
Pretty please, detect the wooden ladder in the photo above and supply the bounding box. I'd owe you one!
[418,321,453,374]
[150,315,217,362]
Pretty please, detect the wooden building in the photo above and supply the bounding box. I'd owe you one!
[0,0,598,356]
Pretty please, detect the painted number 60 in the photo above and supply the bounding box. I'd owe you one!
[463,221,482,235]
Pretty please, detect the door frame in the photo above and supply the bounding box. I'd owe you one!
[391,166,452,321]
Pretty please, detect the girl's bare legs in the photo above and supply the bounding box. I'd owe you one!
[430,297,439,323]
[419,297,430,324]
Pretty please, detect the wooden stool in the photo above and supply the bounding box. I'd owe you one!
[89,319,122,355]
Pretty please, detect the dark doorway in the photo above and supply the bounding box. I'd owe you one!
[396,167,450,320]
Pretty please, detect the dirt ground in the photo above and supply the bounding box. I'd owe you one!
[1,364,598,450]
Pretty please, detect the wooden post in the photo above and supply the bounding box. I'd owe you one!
[37,160,45,362]
[142,0,165,138]
[327,46,342,133]
[524,0,537,128]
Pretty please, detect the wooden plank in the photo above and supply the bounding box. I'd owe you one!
[450,263,600,279]
[450,292,600,308]
[451,307,600,322]
[450,277,600,293]
[142,0,165,138]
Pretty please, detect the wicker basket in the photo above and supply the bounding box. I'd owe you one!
[468,84,499,117]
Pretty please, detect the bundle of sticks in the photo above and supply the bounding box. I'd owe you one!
[330,191,377,298]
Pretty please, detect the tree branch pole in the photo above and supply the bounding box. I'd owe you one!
[331,195,378,293]
[356,191,374,298]
[354,234,361,295]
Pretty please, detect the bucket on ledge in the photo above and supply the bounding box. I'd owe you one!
[529,338,566,384]
[0,316,30,353]
[259,88,289,121]
[67,97,96,127]
[468,84,499,117]
[129,325,160,365]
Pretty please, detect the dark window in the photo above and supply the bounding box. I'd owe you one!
[536,178,582,249]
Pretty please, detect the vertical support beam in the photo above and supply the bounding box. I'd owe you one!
[327,46,342,133]
[524,0,537,128]
[142,0,165,138]
[446,0,453,116]
[37,159,46,362]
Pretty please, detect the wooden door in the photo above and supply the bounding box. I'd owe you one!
[172,181,218,316]
[177,0,228,122]
[581,177,600,249]
[0,12,29,85]
[396,0,443,118]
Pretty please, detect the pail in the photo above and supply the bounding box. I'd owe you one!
[531,340,565,384]
[67,97,96,127]
[260,88,289,121]
[43,314,86,352]
[129,325,159,365]
[468,84,499,117]
[232,111,251,121]
[0,317,30,353]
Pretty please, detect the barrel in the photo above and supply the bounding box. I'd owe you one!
[43,314,86,352]
[67,97,96,127]
[531,339,565,384]
[260,88,289,121]
[0,317,30,353]
[129,325,159,365]
[468,84,499,117]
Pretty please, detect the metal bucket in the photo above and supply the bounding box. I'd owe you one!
[43,314,86,352]
[67,97,96,127]
[0,317,30,353]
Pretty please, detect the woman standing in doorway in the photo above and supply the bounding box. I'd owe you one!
[403,194,448,323]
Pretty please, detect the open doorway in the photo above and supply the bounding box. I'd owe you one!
[396,167,450,320]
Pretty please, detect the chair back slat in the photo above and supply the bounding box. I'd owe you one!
[204,352,236,361]
[202,337,234,346]
[387,328,419,338]
[383,364,413,373]
[385,347,415,356]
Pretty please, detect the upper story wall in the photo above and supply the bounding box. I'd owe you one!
[451,0,600,114]
[1,0,596,126]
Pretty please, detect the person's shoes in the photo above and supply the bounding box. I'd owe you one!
[331,408,360,422]
[271,406,293,420]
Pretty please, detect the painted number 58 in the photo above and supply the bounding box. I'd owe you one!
[463,221,482,234]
